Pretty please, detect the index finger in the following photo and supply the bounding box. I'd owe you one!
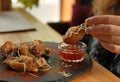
[85,15,120,26]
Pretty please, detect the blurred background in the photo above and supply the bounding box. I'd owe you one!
[12,0,61,23]
[0,0,92,35]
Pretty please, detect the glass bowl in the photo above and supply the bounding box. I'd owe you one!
[58,42,87,62]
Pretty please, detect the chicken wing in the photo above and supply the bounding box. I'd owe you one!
[3,56,38,72]
[63,26,85,44]
[0,40,51,73]
[0,41,15,57]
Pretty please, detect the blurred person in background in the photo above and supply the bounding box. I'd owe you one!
[70,0,93,26]
[87,0,120,77]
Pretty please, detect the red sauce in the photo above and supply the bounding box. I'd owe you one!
[60,46,84,61]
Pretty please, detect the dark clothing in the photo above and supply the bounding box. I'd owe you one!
[76,0,93,7]
[70,4,91,26]
[81,35,120,77]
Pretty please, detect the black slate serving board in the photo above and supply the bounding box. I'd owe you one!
[0,42,92,82]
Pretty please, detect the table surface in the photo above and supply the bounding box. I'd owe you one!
[0,8,119,82]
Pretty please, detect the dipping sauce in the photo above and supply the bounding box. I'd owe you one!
[58,42,87,62]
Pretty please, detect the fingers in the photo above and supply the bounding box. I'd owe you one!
[93,34,120,45]
[85,15,120,53]
[85,15,120,26]
[99,40,120,54]
[86,24,120,35]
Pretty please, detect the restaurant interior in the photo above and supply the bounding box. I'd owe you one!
[0,0,92,35]
[0,0,120,82]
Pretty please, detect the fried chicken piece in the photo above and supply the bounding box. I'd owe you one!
[18,40,51,59]
[3,56,38,72]
[63,26,85,45]
[19,43,35,58]
[36,58,51,71]
[29,40,48,58]
[3,56,51,72]
[32,40,46,54]
[0,40,52,73]
[0,41,15,57]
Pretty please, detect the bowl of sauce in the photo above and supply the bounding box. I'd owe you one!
[58,42,87,62]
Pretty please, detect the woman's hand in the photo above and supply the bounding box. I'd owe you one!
[86,15,120,54]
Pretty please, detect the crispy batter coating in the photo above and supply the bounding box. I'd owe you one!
[19,43,35,58]
[63,26,85,44]
[32,40,46,54]
[18,40,48,59]
[36,58,51,71]
[0,41,15,57]
[0,40,51,73]
[3,56,51,72]
[29,40,47,58]
[3,56,38,72]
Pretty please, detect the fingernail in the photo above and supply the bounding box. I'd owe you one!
[86,26,93,33]
[85,17,93,22]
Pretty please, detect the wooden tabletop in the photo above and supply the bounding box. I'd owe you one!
[0,9,120,82]
[71,59,120,82]
[0,8,63,45]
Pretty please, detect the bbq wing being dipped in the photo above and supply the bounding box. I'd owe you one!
[63,22,90,45]
[63,26,86,45]
[0,40,51,73]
